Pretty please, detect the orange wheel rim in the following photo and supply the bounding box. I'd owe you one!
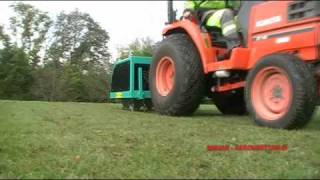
[251,67,293,121]
[156,57,175,96]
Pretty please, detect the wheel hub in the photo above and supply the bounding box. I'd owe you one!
[156,57,175,96]
[272,85,283,99]
[252,67,293,121]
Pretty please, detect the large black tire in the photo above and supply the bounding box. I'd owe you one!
[149,33,205,116]
[245,54,318,129]
[212,89,247,115]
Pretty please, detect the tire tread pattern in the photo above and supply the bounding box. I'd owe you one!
[150,33,205,116]
[245,54,317,129]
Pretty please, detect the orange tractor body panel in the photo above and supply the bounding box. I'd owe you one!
[163,1,320,77]
[248,1,320,68]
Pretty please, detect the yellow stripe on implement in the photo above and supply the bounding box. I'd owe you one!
[115,92,123,98]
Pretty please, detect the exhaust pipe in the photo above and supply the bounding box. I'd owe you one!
[166,0,176,25]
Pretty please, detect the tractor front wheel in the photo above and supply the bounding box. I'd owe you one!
[149,33,205,116]
[245,54,318,129]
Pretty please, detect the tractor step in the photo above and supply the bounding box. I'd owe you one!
[214,70,231,78]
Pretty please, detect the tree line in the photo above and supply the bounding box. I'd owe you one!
[0,2,154,102]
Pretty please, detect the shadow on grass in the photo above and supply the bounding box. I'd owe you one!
[304,120,320,131]
[118,107,250,122]
[131,108,225,117]
[298,109,320,131]
[194,108,222,116]
[194,108,250,119]
[110,103,320,130]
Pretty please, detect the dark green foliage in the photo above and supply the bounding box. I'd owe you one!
[117,37,155,59]
[0,26,11,48]
[0,47,33,100]
[9,2,52,69]
[0,3,112,102]
[46,9,111,70]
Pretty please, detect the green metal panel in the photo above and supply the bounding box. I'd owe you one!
[110,90,151,99]
[109,56,152,100]
[138,67,143,99]
[112,56,151,67]
[129,57,135,96]
[130,56,152,64]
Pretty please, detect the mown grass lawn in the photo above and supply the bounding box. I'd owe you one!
[0,100,319,179]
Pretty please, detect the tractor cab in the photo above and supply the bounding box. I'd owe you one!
[235,1,265,47]
[202,1,265,49]
[173,0,266,62]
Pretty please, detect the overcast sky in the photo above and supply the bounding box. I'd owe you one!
[0,1,184,60]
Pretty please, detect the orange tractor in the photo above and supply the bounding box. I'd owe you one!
[149,0,320,129]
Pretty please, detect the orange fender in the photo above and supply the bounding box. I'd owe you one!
[162,20,215,74]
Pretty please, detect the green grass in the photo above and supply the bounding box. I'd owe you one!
[0,100,319,179]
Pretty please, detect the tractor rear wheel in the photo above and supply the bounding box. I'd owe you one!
[212,89,247,115]
[149,33,205,116]
[245,54,317,129]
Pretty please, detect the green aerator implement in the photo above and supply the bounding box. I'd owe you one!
[109,56,152,111]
